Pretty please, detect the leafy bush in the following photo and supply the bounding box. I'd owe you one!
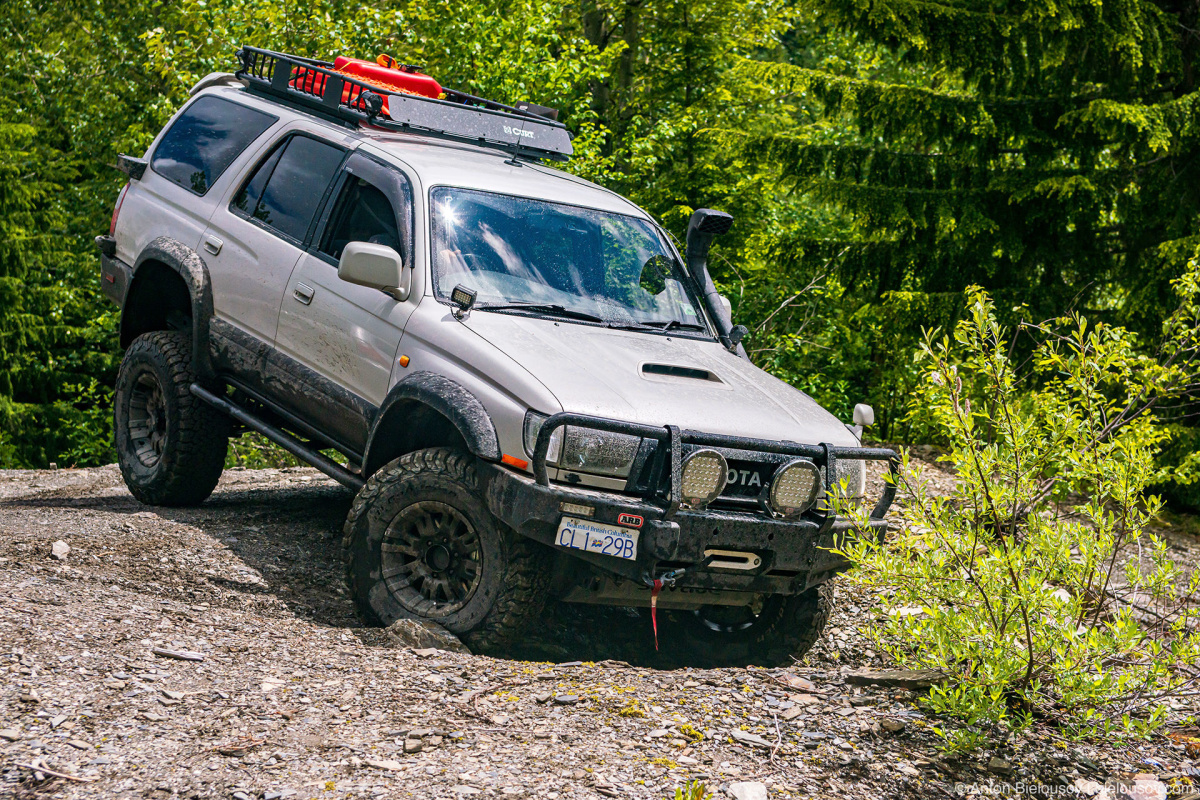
[225,433,302,471]
[834,261,1200,739]
[666,782,709,800]
[0,379,115,468]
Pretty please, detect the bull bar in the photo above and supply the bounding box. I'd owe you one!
[531,412,898,523]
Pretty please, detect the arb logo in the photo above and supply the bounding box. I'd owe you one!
[617,513,643,528]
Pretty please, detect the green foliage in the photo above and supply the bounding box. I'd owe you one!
[833,261,1200,737]
[667,781,709,800]
[0,30,120,466]
[727,0,1200,454]
[0,0,1198,511]
[226,433,303,471]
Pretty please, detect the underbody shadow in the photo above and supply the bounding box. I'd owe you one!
[3,481,684,666]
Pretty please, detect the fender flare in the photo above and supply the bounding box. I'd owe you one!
[363,371,502,475]
[125,237,215,380]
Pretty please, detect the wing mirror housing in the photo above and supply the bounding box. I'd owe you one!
[853,403,875,427]
[338,242,410,301]
[847,403,875,440]
[717,293,732,320]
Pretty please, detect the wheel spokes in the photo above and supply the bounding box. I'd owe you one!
[380,500,482,613]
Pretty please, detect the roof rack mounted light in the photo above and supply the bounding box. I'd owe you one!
[235,46,573,162]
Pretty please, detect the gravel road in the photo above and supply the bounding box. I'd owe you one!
[0,465,1196,800]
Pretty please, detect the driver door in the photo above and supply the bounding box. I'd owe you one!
[274,152,420,451]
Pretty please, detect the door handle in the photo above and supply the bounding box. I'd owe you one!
[202,236,222,255]
[293,283,315,305]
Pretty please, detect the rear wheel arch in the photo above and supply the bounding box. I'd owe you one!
[362,372,501,478]
[122,238,215,380]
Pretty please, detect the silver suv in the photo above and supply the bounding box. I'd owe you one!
[96,47,896,665]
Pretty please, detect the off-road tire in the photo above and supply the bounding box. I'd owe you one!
[655,582,834,668]
[114,331,229,506]
[343,448,551,653]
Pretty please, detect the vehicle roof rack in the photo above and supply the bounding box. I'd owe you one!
[235,46,573,162]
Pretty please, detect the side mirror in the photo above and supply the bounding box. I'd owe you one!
[717,293,732,320]
[338,242,410,301]
[852,403,875,427]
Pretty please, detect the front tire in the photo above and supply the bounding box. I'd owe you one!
[656,582,834,668]
[343,448,550,653]
[114,331,229,506]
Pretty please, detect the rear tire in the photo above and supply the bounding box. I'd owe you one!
[656,582,834,668]
[114,331,229,506]
[343,448,550,653]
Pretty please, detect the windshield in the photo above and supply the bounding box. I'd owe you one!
[429,187,710,332]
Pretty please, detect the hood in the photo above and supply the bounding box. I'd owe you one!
[462,312,858,447]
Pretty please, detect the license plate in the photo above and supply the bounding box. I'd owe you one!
[555,516,639,560]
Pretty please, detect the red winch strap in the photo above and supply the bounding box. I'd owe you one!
[651,579,663,651]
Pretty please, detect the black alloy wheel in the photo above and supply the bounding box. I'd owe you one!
[127,372,168,467]
[382,500,482,614]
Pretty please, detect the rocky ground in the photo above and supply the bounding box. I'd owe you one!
[0,462,1198,800]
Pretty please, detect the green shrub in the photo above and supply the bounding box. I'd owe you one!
[667,782,709,800]
[225,433,302,470]
[834,262,1200,739]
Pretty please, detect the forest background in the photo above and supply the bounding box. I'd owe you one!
[2,0,1198,508]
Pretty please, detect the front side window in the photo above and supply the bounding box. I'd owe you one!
[232,135,345,243]
[151,96,276,196]
[429,187,708,333]
[320,177,402,261]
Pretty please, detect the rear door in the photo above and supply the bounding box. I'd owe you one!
[202,130,348,346]
[274,152,420,445]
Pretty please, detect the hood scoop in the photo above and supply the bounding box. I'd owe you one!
[640,363,723,383]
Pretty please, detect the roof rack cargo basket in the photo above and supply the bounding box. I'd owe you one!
[235,46,573,162]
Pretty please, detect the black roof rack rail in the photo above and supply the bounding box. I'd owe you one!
[234,46,573,162]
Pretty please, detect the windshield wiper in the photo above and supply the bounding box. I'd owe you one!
[476,302,605,323]
[640,319,708,331]
[608,319,708,333]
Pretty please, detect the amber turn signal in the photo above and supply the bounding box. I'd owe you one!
[501,454,529,470]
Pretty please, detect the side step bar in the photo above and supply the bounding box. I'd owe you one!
[190,383,365,491]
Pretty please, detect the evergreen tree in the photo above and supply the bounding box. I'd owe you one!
[732,0,1200,435]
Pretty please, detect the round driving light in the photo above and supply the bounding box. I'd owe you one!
[680,449,728,508]
[769,459,822,516]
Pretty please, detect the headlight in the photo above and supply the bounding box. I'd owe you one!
[768,459,822,517]
[680,449,728,508]
[523,412,562,462]
[523,412,641,478]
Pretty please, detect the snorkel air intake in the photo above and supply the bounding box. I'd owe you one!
[685,209,745,357]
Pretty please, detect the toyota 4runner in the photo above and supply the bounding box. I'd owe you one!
[96,47,896,666]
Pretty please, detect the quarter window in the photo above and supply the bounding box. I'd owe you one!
[232,135,346,243]
[151,96,276,196]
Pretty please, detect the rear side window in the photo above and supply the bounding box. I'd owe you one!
[232,135,346,243]
[151,96,276,196]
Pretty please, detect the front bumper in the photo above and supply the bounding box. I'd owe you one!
[484,415,896,596]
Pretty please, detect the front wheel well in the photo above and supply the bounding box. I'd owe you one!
[120,261,193,348]
[363,400,471,478]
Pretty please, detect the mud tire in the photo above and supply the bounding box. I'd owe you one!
[343,448,550,653]
[114,331,229,506]
[655,582,834,668]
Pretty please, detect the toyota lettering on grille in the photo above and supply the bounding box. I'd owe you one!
[722,460,774,497]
